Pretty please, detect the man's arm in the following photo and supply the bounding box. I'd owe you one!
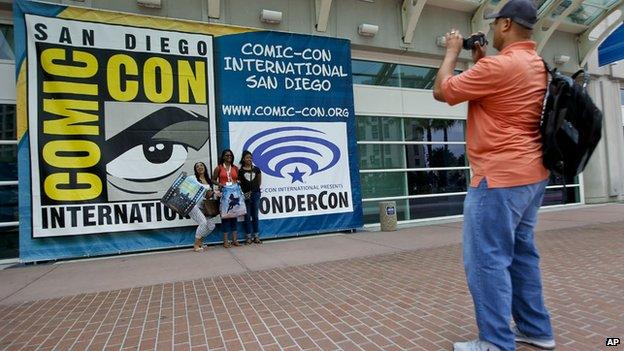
[433,29,463,102]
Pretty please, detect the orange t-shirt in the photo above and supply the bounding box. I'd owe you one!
[216,164,238,186]
[441,41,550,188]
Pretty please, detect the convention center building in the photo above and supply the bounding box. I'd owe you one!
[1,0,623,261]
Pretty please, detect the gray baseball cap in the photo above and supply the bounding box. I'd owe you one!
[484,0,538,30]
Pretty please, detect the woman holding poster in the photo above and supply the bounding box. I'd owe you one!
[190,162,216,252]
[212,149,240,248]
[239,150,262,244]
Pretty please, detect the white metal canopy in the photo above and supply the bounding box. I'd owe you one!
[400,0,624,66]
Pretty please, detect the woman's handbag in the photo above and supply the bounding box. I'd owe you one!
[202,198,220,217]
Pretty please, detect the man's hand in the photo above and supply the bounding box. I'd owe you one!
[445,28,463,56]
[433,28,463,102]
[470,32,487,63]
[472,43,487,63]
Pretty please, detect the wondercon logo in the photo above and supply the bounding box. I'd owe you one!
[242,126,341,183]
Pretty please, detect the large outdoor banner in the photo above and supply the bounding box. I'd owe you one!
[26,14,216,238]
[217,31,362,235]
[15,0,362,262]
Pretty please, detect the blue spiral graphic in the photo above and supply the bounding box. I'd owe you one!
[242,126,341,181]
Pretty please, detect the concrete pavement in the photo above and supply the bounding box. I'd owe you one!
[0,203,623,305]
[0,203,622,351]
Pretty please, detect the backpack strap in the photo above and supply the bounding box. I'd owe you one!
[571,69,590,89]
[570,69,584,79]
[541,59,552,75]
[540,59,552,128]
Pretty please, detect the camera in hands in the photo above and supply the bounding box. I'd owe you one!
[463,33,488,50]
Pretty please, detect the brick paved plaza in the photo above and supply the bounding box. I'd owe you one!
[0,205,623,351]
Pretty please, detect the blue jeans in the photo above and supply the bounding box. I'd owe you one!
[244,191,260,237]
[463,178,553,351]
[220,217,237,233]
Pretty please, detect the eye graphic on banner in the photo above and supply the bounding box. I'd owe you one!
[105,105,211,201]
[106,107,209,181]
[241,126,341,183]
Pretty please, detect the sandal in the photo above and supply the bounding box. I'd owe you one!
[245,238,252,245]
[222,241,231,248]
[231,240,240,247]
[193,246,204,252]
[253,237,262,244]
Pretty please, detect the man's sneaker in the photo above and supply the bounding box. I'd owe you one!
[453,339,501,351]
[513,326,556,350]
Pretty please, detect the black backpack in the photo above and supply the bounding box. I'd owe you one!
[540,61,603,179]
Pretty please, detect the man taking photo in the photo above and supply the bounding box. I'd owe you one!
[433,0,556,350]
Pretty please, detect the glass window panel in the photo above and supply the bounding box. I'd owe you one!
[356,116,466,142]
[542,186,580,206]
[548,1,605,25]
[398,65,438,89]
[352,60,457,89]
[0,226,18,259]
[536,0,550,13]
[567,4,603,25]
[551,0,573,16]
[356,116,403,141]
[0,24,14,60]
[0,104,16,140]
[408,194,465,220]
[362,200,408,224]
[352,59,400,87]
[407,169,470,195]
[360,172,407,199]
[583,0,618,6]
[0,185,18,223]
[406,144,467,168]
[358,144,405,170]
[0,145,17,181]
[404,119,466,142]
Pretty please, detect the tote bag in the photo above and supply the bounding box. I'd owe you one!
[219,184,247,219]
[160,172,206,217]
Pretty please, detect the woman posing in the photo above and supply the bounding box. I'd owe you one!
[212,149,240,248]
[190,162,216,252]
[239,150,262,244]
